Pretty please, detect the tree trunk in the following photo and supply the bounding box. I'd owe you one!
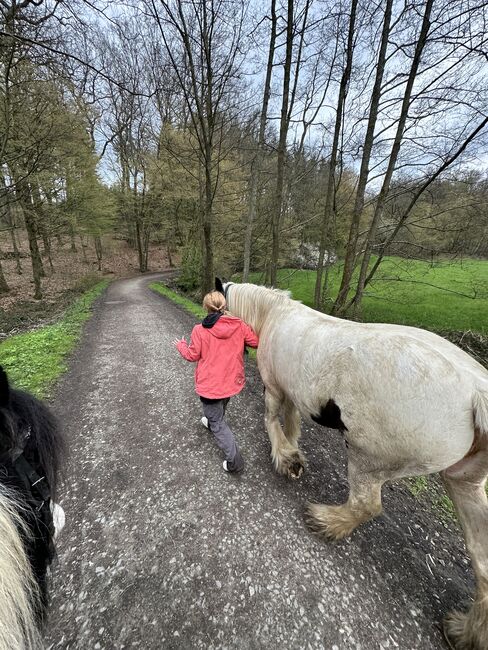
[242,0,276,282]
[200,0,215,297]
[31,182,54,271]
[133,169,148,274]
[314,0,358,309]
[94,235,103,271]
[0,170,21,274]
[135,218,146,272]
[0,255,9,294]
[80,236,88,263]
[14,174,43,299]
[142,170,150,273]
[270,0,294,286]
[143,227,151,272]
[201,142,214,294]
[350,0,434,316]
[331,0,392,314]
[9,222,22,274]
[69,223,77,252]
[167,244,173,268]
[39,222,53,269]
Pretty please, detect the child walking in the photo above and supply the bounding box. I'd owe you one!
[173,291,259,473]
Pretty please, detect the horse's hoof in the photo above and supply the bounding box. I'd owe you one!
[304,502,334,540]
[274,451,305,479]
[288,460,304,480]
[304,502,355,541]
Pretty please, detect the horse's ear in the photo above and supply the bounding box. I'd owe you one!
[0,366,10,407]
[215,277,224,294]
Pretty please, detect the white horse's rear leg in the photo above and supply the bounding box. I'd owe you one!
[306,449,384,540]
[265,389,305,479]
[441,446,488,650]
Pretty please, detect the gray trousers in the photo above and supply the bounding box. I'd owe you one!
[200,397,244,471]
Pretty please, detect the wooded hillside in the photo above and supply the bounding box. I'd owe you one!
[1,0,487,321]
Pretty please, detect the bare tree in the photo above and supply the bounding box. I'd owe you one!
[147,0,246,295]
[313,0,358,308]
[327,0,392,312]
[343,0,435,316]
[269,0,312,286]
[242,0,277,282]
[329,0,488,316]
[355,115,488,299]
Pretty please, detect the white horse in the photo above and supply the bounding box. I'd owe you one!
[0,486,43,650]
[220,280,488,650]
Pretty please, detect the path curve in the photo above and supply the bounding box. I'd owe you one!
[45,274,472,649]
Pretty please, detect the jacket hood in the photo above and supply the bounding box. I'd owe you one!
[202,312,223,329]
[202,314,241,339]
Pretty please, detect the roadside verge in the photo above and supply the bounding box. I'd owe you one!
[0,281,109,398]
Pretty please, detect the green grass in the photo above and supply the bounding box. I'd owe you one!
[0,281,108,398]
[249,256,488,334]
[149,282,206,318]
[406,476,457,522]
[407,476,429,497]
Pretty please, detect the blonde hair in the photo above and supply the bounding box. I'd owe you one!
[203,291,227,313]
[0,486,42,650]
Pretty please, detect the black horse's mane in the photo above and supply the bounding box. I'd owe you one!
[9,387,66,499]
[0,366,66,620]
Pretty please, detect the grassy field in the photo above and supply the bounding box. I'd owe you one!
[249,256,488,334]
[0,281,108,398]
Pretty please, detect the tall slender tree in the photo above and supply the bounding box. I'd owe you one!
[313,0,357,308]
[242,0,277,282]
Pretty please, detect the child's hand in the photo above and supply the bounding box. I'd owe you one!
[172,337,186,349]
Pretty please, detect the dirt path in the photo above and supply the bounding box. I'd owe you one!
[45,274,473,649]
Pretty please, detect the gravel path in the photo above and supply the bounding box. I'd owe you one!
[45,274,473,650]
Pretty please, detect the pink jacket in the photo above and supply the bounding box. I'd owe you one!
[176,314,259,399]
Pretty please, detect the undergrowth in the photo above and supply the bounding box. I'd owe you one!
[0,280,108,398]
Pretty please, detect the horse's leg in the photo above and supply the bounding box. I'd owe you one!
[265,389,305,479]
[283,397,302,448]
[441,445,488,650]
[306,450,384,540]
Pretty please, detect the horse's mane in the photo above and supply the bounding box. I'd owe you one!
[228,283,294,333]
[0,367,67,641]
[9,389,66,502]
[0,485,42,650]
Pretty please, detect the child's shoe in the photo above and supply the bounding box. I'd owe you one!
[223,460,243,473]
[201,416,209,429]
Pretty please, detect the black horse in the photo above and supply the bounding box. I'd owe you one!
[0,365,66,649]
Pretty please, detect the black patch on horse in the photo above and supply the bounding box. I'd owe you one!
[0,366,10,407]
[215,277,225,295]
[0,365,66,622]
[311,399,348,432]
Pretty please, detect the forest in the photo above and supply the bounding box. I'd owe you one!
[1,0,487,323]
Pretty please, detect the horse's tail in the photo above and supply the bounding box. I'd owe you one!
[473,386,488,435]
[0,486,42,650]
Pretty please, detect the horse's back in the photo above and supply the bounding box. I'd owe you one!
[265,305,486,387]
